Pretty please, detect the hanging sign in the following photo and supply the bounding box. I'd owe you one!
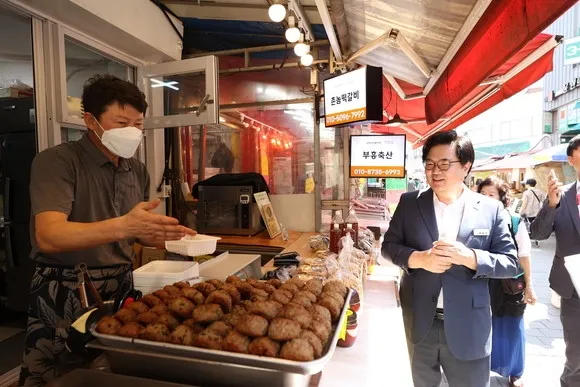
[349,134,406,178]
[323,66,383,127]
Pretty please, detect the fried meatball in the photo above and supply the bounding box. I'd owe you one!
[137,311,159,325]
[248,300,282,320]
[235,314,269,337]
[291,295,313,309]
[192,304,225,324]
[169,297,195,318]
[286,278,305,290]
[266,279,283,289]
[320,291,345,308]
[318,298,341,322]
[280,282,299,295]
[279,303,312,329]
[220,283,242,305]
[140,323,170,342]
[128,301,149,315]
[323,281,348,298]
[226,275,242,283]
[270,290,292,305]
[223,312,245,327]
[310,304,332,322]
[157,314,180,330]
[117,322,144,338]
[249,337,280,358]
[295,291,317,304]
[150,304,169,316]
[280,339,314,362]
[193,282,217,297]
[207,321,233,337]
[300,330,324,358]
[193,329,223,350]
[246,279,259,287]
[268,318,302,341]
[114,308,138,324]
[142,294,163,308]
[169,325,195,346]
[163,285,182,296]
[181,287,205,305]
[96,316,121,335]
[233,282,254,300]
[305,279,323,297]
[312,314,332,331]
[250,288,269,302]
[222,331,251,354]
[207,279,224,289]
[206,290,233,313]
[253,282,276,295]
[182,319,205,334]
[309,317,331,345]
[173,281,190,289]
[153,289,170,299]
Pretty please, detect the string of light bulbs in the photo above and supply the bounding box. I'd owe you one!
[239,113,294,149]
[268,0,314,67]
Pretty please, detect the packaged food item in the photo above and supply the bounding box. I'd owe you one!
[337,309,358,348]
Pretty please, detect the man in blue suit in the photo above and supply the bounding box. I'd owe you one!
[382,130,519,387]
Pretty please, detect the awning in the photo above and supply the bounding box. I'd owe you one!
[472,153,538,172]
[531,143,569,164]
[373,33,561,147]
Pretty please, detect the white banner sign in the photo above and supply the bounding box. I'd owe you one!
[350,135,406,178]
[324,67,367,126]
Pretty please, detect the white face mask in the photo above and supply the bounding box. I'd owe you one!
[94,119,143,159]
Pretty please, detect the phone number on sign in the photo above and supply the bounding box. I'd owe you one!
[352,168,401,176]
[326,109,366,125]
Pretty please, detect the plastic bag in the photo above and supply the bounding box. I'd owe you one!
[308,235,329,252]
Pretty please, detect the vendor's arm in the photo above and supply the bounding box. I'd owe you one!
[32,151,193,254]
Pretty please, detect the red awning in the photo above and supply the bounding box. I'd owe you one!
[375,33,560,148]
[424,0,577,125]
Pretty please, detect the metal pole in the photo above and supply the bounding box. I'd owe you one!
[185,40,330,58]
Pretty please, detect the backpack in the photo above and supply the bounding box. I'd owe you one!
[508,214,520,252]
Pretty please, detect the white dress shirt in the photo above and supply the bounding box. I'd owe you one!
[433,186,468,309]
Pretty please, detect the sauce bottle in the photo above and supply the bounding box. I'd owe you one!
[343,223,356,244]
[331,210,345,232]
[345,210,359,245]
[329,223,342,254]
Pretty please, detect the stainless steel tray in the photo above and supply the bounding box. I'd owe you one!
[89,290,352,386]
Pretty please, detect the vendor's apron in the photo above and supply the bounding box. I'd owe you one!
[19,263,132,387]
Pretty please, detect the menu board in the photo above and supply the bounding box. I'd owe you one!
[349,134,406,178]
[254,192,281,239]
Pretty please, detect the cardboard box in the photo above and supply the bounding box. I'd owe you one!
[141,247,167,266]
[0,88,33,98]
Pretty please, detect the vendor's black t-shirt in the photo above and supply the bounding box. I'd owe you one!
[29,135,150,267]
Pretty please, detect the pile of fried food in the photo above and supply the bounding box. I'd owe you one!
[95,276,348,362]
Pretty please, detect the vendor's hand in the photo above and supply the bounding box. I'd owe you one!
[523,286,537,305]
[432,240,477,270]
[122,199,196,241]
[547,170,563,208]
[409,249,452,274]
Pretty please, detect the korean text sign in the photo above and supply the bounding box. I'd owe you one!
[350,135,406,178]
[323,66,382,127]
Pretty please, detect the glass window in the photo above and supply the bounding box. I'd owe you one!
[65,38,133,120]
[500,121,510,140]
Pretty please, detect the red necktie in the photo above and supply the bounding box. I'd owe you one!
[577,194,580,205]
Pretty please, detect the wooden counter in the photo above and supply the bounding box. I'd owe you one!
[212,230,304,250]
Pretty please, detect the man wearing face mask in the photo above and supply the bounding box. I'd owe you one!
[19,75,195,387]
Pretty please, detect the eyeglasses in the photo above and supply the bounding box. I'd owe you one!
[424,159,461,171]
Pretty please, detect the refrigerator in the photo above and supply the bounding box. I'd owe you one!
[0,97,37,313]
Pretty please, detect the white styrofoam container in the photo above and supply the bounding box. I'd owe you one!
[165,234,221,257]
[198,252,261,281]
[133,260,199,293]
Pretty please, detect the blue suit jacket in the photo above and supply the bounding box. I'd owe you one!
[382,188,519,361]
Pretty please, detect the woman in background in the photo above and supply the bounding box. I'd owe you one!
[478,176,537,387]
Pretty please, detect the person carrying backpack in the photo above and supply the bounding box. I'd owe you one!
[478,176,537,387]
[519,178,546,223]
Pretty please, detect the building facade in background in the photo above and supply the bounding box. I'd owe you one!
[544,2,580,144]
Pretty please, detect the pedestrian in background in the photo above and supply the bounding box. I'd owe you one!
[519,178,546,223]
[478,176,536,387]
[531,134,580,387]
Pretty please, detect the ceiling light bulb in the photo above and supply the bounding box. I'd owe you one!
[300,53,313,66]
[294,43,310,57]
[268,3,286,22]
[286,27,300,43]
